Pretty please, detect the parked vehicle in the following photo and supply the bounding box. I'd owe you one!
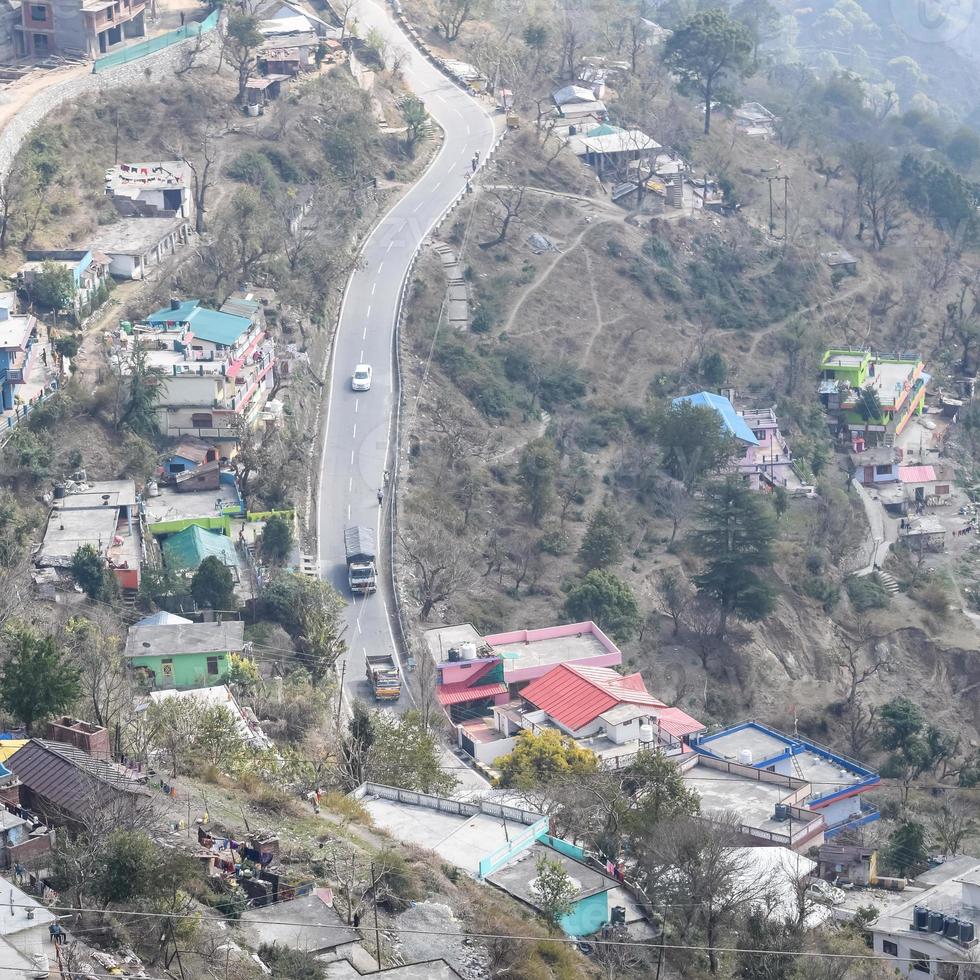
[365,652,401,701]
[345,526,377,594]
[806,878,846,907]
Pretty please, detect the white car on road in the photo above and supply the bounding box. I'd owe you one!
[352,364,373,391]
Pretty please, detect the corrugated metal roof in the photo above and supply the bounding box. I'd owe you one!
[6,739,149,819]
[146,300,251,348]
[898,465,936,484]
[521,664,663,732]
[656,706,705,739]
[437,682,508,706]
[672,391,760,446]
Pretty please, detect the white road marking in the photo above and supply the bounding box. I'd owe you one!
[362,327,367,339]
[356,618,362,635]
[350,451,355,465]
[355,400,359,413]
[378,262,384,273]
[352,423,357,439]
[347,503,351,519]
[359,350,364,361]
[386,241,394,254]
[348,477,352,492]
[413,200,423,212]
[371,283,377,296]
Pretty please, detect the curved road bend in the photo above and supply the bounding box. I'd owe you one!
[316,0,496,788]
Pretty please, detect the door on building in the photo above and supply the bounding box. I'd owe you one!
[160,659,175,688]
[32,33,48,55]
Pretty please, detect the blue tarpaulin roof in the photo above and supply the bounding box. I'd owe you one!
[672,391,760,446]
[163,525,238,573]
[146,300,251,348]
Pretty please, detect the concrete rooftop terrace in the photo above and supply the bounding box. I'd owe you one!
[143,484,241,526]
[487,842,614,907]
[693,723,875,800]
[91,215,185,254]
[681,765,793,833]
[677,755,824,848]
[354,784,545,876]
[424,621,621,682]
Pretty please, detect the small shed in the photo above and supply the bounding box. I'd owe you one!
[822,250,859,274]
[244,73,290,107]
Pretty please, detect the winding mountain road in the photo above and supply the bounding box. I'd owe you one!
[316,0,495,788]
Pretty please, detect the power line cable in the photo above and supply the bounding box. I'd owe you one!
[0,897,971,966]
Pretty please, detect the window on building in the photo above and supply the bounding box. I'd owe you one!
[206,656,220,676]
[191,413,213,428]
[882,941,898,957]
[876,464,893,475]
[29,5,46,21]
[909,949,929,973]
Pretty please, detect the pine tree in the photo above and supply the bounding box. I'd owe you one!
[688,476,776,636]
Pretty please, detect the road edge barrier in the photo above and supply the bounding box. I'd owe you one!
[387,124,507,702]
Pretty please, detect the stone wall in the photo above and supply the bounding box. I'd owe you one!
[0,29,218,181]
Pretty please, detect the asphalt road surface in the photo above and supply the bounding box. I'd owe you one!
[316,0,495,789]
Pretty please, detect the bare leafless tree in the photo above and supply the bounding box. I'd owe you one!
[399,515,478,620]
[480,167,529,248]
[163,114,230,234]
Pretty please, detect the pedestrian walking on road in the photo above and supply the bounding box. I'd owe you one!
[383,468,390,486]
[377,488,384,505]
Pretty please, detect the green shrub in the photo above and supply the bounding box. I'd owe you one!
[916,579,950,618]
[846,575,891,611]
[643,236,674,267]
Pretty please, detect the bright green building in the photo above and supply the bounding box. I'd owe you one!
[818,347,929,442]
[124,616,246,689]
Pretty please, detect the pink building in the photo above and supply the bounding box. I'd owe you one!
[423,621,701,766]
[424,621,623,733]
[738,407,796,491]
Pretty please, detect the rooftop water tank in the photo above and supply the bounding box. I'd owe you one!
[913,906,929,931]
[461,642,478,660]
[738,749,753,765]
[929,911,945,933]
[639,723,655,744]
[960,920,976,944]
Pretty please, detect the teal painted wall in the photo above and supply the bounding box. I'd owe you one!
[130,652,228,689]
[560,891,609,938]
[540,835,586,861]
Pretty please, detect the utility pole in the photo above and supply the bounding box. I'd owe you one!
[336,659,347,734]
[783,175,789,241]
[370,862,381,968]
[767,177,775,236]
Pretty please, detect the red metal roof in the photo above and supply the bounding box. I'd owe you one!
[898,465,936,484]
[520,664,664,732]
[655,707,706,740]
[437,682,508,706]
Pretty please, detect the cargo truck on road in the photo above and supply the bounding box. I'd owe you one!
[344,525,377,595]
[365,653,401,701]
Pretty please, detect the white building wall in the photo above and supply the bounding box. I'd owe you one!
[106,252,143,279]
[819,796,861,828]
[872,931,946,977]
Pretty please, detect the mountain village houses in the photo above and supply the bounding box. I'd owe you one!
[30,286,285,607]
[121,295,278,443]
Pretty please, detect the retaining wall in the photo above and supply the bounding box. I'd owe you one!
[0,27,218,181]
